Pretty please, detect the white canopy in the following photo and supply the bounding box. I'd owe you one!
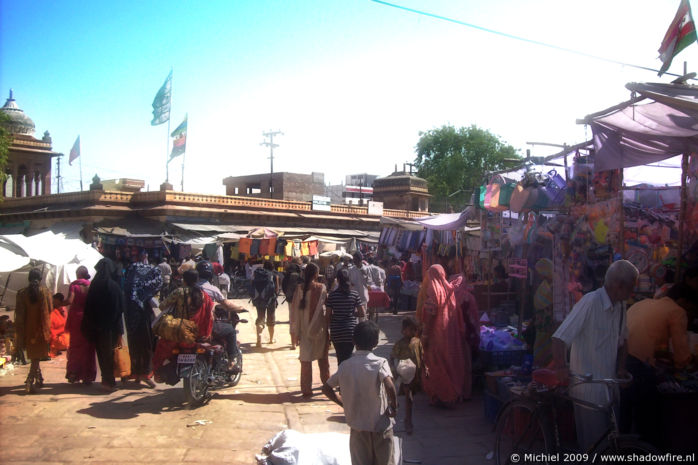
[0,232,103,310]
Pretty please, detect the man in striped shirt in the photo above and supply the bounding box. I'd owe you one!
[551,260,638,451]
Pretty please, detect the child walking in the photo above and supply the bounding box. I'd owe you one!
[322,320,398,465]
[389,316,423,435]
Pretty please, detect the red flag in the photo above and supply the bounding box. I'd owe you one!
[658,0,698,76]
[69,136,80,166]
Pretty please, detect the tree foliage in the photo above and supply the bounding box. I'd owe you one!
[414,125,521,212]
[0,112,10,185]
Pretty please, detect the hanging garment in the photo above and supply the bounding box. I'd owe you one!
[308,240,318,256]
[285,240,294,257]
[230,244,240,260]
[259,239,270,256]
[276,238,286,255]
[268,237,277,256]
[250,239,261,256]
[238,238,252,255]
[301,242,310,256]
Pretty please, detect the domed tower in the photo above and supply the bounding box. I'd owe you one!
[1,90,57,197]
[372,163,431,212]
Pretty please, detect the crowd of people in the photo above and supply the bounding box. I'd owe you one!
[12,246,482,462]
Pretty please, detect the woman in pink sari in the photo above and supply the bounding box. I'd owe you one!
[451,273,480,400]
[64,266,97,384]
[420,264,466,406]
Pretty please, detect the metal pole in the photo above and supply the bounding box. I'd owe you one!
[79,144,83,191]
[261,130,283,199]
[677,152,689,282]
[181,150,186,192]
[166,69,172,184]
[56,155,61,194]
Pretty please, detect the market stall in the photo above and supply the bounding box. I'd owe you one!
[476,81,698,449]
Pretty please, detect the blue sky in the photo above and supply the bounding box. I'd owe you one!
[0,0,689,193]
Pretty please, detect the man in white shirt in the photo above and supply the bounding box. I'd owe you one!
[348,252,372,307]
[366,257,386,291]
[551,259,638,451]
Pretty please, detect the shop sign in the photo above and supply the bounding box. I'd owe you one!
[312,195,331,212]
[368,201,384,216]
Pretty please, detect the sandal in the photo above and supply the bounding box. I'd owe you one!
[24,372,35,394]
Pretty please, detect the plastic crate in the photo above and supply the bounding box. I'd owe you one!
[480,349,526,369]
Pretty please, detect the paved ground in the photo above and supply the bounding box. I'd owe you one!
[0,301,495,465]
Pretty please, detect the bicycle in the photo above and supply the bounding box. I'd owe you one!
[494,370,662,465]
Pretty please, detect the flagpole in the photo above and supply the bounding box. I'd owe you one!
[79,145,83,191]
[165,68,173,185]
[181,149,185,192]
[166,117,171,183]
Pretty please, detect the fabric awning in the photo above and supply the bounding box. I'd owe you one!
[414,207,478,231]
[582,81,698,172]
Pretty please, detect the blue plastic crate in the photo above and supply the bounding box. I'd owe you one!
[480,349,526,369]
[483,390,502,423]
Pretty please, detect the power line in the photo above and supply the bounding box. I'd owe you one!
[371,0,691,79]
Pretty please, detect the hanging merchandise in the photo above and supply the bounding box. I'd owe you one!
[268,237,277,256]
[507,183,524,213]
[250,239,261,256]
[542,169,567,206]
[239,238,252,255]
[308,240,318,256]
[259,239,270,256]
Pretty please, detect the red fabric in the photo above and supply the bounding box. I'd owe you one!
[212,262,224,275]
[152,290,215,374]
[421,265,466,404]
[259,239,270,256]
[308,240,318,256]
[238,238,252,255]
[267,237,277,256]
[368,290,391,308]
[65,279,97,383]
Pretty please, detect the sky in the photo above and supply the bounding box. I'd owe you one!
[0,0,690,194]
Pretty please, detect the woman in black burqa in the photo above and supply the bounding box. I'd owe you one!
[81,257,125,390]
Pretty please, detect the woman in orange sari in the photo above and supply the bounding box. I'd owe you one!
[49,293,70,357]
[420,264,466,406]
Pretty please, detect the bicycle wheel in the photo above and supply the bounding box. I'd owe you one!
[495,400,554,465]
[594,437,664,464]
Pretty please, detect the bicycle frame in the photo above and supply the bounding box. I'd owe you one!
[523,373,629,454]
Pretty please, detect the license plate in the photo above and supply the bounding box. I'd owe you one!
[177,354,197,364]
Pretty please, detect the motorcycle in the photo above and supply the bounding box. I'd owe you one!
[171,306,247,405]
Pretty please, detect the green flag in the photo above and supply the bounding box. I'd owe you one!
[151,70,172,125]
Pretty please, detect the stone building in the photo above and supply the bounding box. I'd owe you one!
[372,168,430,212]
[1,90,58,198]
[222,172,325,201]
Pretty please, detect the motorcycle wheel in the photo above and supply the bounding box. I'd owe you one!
[183,357,209,405]
[229,351,243,387]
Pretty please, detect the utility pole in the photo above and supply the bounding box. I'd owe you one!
[261,130,283,199]
[56,154,63,194]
